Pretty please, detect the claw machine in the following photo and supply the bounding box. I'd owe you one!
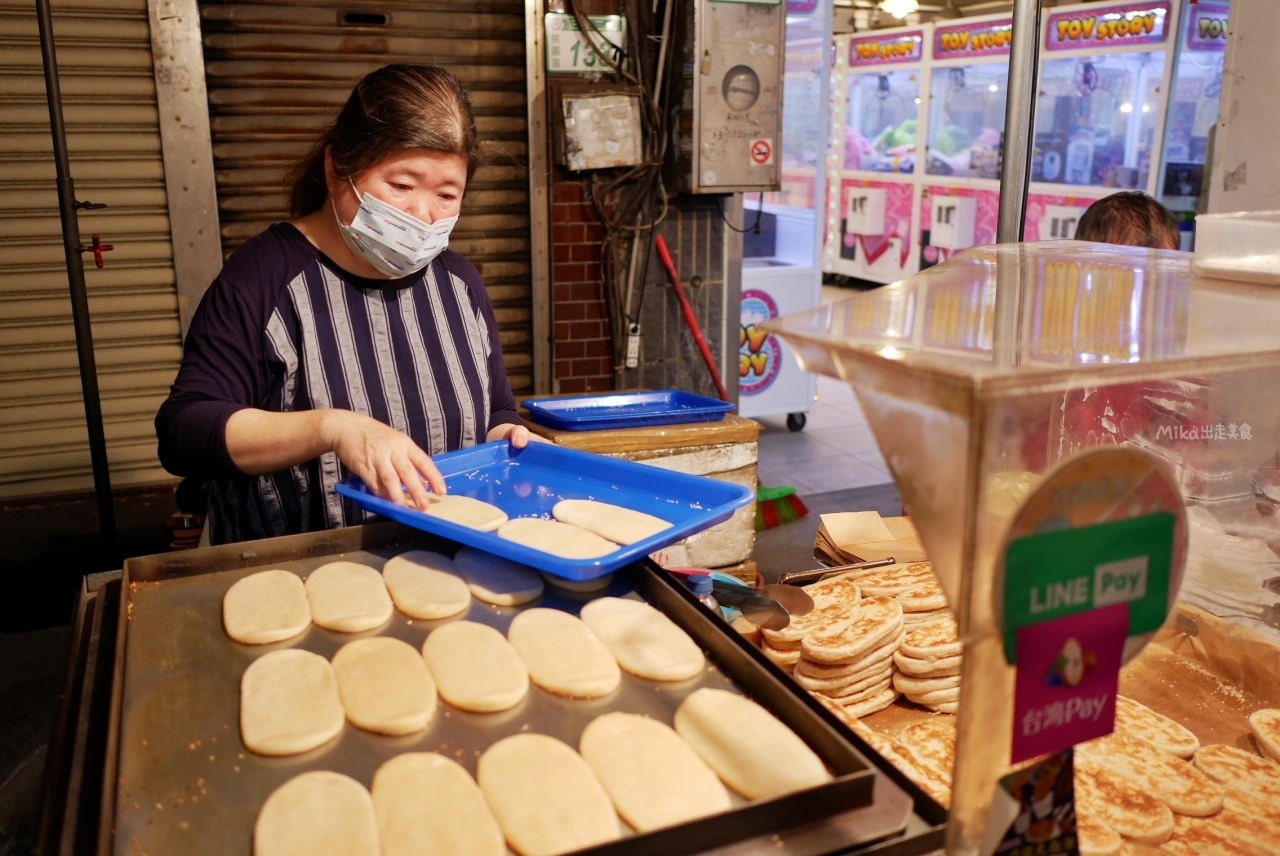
[738,0,832,430]
[822,25,929,285]
[919,15,1012,271]
[1025,0,1181,241]
[1157,1,1230,249]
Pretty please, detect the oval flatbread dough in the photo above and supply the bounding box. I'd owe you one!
[497,518,619,560]
[580,712,731,831]
[223,569,311,644]
[240,649,344,756]
[507,608,621,698]
[331,637,437,735]
[551,499,672,545]
[255,771,379,856]
[372,753,505,856]
[422,621,529,712]
[454,548,544,606]
[540,572,613,593]
[304,561,393,632]
[478,734,620,856]
[421,494,508,532]
[579,597,705,682]
[382,551,470,619]
[674,688,832,800]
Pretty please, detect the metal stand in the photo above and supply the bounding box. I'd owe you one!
[34,0,118,560]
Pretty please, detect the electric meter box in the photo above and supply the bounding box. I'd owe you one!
[667,0,785,194]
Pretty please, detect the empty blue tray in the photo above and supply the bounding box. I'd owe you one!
[523,390,734,431]
[334,440,754,579]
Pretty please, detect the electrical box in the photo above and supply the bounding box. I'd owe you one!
[932,196,977,250]
[1040,204,1089,240]
[846,186,886,235]
[667,0,785,193]
[552,85,645,172]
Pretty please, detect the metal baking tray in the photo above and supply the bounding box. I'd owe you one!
[523,390,735,431]
[335,440,755,580]
[98,524,945,856]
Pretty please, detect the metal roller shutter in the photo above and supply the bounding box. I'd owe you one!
[199,0,535,393]
[0,0,181,499]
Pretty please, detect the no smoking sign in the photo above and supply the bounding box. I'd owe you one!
[750,138,773,166]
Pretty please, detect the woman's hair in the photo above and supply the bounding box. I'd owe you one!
[1074,191,1181,250]
[288,64,482,217]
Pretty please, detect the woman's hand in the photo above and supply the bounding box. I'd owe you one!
[320,410,445,508]
[486,422,549,449]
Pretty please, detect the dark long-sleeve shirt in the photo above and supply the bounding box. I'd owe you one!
[156,223,521,545]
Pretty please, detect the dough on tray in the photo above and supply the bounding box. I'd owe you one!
[497,517,619,559]
[579,597,705,682]
[331,637,437,735]
[419,494,508,532]
[255,771,379,856]
[421,620,529,712]
[551,499,672,545]
[372,753,505,856]
[223,569,311,644]
[507,608,621,699]
[454,547,544,606]
[304,561,393,632]
[381,550,471,619]
[240,648,345,756]
[539,572,613,593]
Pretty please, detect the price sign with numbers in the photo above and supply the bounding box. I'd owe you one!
[545,14,627,74]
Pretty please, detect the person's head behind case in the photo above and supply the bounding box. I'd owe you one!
[1074,191,1181,251]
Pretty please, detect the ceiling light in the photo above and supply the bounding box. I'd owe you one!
[915,97,921,104]
[1120,103,1133,113]
[989,84,999,92]
[880,0,918,19]
[1141,104,1150,113]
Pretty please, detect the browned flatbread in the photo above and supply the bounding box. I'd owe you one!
[1193,743,1280,804]
[1160,805,1273,856]
[802,596,904,664]
[760,640,801,668]
[1221,791,1280,853]
[1249,709,1280,761]
[900,618,961,660]
[796,628,903,680]
[896,580,948,612]
[854,562,937,597]
[1073,758,1173,845]
[826,676,893,705]
[1076,733,1223,817]
[893,649,961,677]
[792,662,893,694]
[1115,695,1200,758]
[896,718,954,783]
[839,687,898,718]
[763,577,860,647]
[1076,814,1122,856]
[902,608,953,626]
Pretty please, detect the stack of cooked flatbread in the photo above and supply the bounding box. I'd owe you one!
[854,562,951,627]
[892,617,962,713]
[795,592,905,717]
[759,576,861,674]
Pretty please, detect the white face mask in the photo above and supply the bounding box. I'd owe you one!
[332,178,458,277]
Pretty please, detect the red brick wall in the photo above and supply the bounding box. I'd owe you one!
[551,176,615,393]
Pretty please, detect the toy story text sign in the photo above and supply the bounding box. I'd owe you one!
[849,31,923,66]
[1187,2,1229,52]
[1046,1,1171,51]
[933,19,1013,59]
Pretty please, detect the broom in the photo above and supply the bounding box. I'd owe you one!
[756,484,809,531]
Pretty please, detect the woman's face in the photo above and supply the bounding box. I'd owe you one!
[328,147,468,226]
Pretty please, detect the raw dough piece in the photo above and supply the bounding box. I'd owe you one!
[223,570,311,644]
[1076,733,1223,816]
[240,648,344,756]
[255,771,379,856]
[674,688,832,800]
[331,637,437,735]
[579,597,705,681]
[762,577,860,648]
[454,547,545,606]
[478,734,620,856]
[1074,758,1174,845]
[507,608,621,698]
[421,493,508,532]
[540,572,613,593]
[580,712,731,831]
[497,517,619,559]
[802,596,904,663]
[551,499,672,545]
[1115,695,1200,758]
[381,551,470,619]
[371,753,505,856]
[1250,709,1280,761]
[422,621,529,712]
[304,561,393,632]
[1193,743,1280,804]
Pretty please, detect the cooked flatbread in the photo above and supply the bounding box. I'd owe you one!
[897,580,948,612]
[371,753,504,856]
[904,686,959,706]
[551,499,672,545]
[854,563,938,597]
[255,771,378,856]
[674,688,832,800]
[795,632,899,679]
[381,551,470,619]
[223,570,311,644]
[793,662,894,694]
[579,712,731,832]
[1160,806,1274,856]
[539,572,613,593]
[454,547,544,606]
[422,621,529,712]
[1222,791,1280,851]
[240,649,344,756]
[840,687,899,717]
[893,650,962,677]
[1077,813,1123,856]
[761,640,802,668]
[497,517,619,559]
[1117,843,1164,856]
[1249,709,1280,762]
[924,701,958,713]
[478,734,620,856]
[827,676,894,705]
[1193,743,1280,804]
[900,617,961,660]
[304,561,393,632]
[1074,757,1174,845]
[902,607,953,625]
[894,671,961,695]
[579,597,705,681]
[897,719,955,783]
[762,577,860,647]
[331,637,436,735]
[507,608,620,699]
[1115,695,1200,758]
[1076,733,1223,816]
[802,595,904,664]
[420,493,508,532]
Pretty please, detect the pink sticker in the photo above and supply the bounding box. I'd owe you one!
[1011,603,1127,764]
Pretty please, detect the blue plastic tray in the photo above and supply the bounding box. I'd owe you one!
[334,440,754,580]
[523,390,734,431]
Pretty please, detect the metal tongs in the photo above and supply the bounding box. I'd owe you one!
[778,557,897,587]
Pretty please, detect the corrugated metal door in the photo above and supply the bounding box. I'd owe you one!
[0,0,181,499]
[199,0,535,393]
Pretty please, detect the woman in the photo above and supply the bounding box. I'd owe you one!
[156,65,534,545]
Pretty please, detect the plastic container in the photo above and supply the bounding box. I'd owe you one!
[522,390,734,431]
[1192,210,1280,284]
[686,573,724,618]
